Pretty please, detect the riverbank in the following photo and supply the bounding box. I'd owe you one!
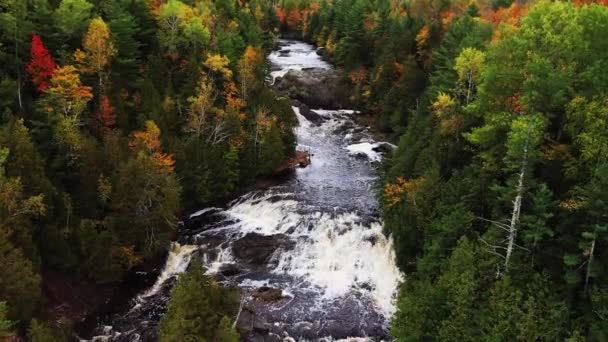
[79,39,402,341]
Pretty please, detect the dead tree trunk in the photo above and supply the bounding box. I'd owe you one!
[504,124,531,272]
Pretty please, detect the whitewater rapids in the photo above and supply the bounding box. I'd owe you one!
[83,40,402,342]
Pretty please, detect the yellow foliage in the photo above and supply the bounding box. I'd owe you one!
[384,177,425,208]
[204,53,233,79]
[75,17,116,75]
[44,65,93,118]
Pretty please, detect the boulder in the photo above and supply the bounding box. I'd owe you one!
[297,103,324,124]
[232,233,294,265]
[252,286,284,302]
[217,263,242,277]
[236,305,271,336]
[371,142,397,154]
[274,68,349,109]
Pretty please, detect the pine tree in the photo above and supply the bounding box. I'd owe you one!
[215,316,239,342]
[0,302,13,338]
[28,319,66,342]
[159,259,219,342]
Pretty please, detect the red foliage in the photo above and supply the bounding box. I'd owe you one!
[98,95,116,130]
[276,6,287,24]
[286,8,302,30]
[484,3,528,27]
[573,0,608,6]
[26,34,56,92]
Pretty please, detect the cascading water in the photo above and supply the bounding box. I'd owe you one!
[82,40,402,342]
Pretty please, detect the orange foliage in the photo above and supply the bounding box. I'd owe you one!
[44,65,93,117]
[224,81,246,116]
[393,62,405,76]
[441,11,455,29]
[98,95,116,132]
[484,3,528,27]
[130,121,175,173]
[147,0,162,15]
[415,26,432,69]
[286,8,302,30]
[506,93,527,114]
[115,245,143,269]
[384,177,425,208]
[572,0,608,6]
[275,6,287,24]
[364,13,376,31]
[542,143,571,162]
[349,67,368,85]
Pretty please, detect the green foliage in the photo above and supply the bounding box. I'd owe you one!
[159,259,239,342]
[28,319,66,342]
[54,0,93,40]
[278,0,608,340]
[0,302,14,338]
[0,228,41,323]
[215,316,239,342]
[0,0,292,337]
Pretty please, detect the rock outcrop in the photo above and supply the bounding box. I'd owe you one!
[232,233,295,265]
[274,68,349,109]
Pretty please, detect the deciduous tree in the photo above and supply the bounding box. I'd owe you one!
[26,34,56,92]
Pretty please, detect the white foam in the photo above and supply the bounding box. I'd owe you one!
[274,212,403,317]
[269,40,331,81]
[189,207,219,218]
[226,194,301,236]
[345,142,383,162]
[138,243,198,299]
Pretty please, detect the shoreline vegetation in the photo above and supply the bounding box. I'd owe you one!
[1,0,608,341]
[0,1,299,340]
[278,0,608,340]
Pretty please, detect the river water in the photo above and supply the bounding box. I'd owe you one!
[84,40,402,341]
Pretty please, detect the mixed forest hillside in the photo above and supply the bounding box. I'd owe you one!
[2,0,608,340]
[0,0,295,339]
[276,0,608,340]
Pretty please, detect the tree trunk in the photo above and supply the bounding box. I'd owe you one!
[504,126,531,272]
[584,238,595,295]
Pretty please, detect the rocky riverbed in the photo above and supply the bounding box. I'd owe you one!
[80,40,401,342]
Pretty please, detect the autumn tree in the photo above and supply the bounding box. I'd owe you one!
[26,34,56,92]
[42,65,93,149]
[156,0,210,55]
[186,73,216,139]
[75,17,116,91]
[98,95,116,134]
[109,121,180,255]
[238,46,264,100]
[454,47,485,104]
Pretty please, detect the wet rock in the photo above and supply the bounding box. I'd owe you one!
[237,305,271,337]
[363,233,379,246]
[218,263,242,277]
[274,68,348,109]
[372,142,396,154]
[252,286,284,302]
[297,103,324,124]
[180,209,227,236]
[232,233,294,265]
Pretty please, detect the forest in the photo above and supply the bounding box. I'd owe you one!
[0,0,295,340]
[277,0,608,340]
[1,0,608,340]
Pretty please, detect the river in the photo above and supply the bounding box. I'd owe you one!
[83,40,402,342]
